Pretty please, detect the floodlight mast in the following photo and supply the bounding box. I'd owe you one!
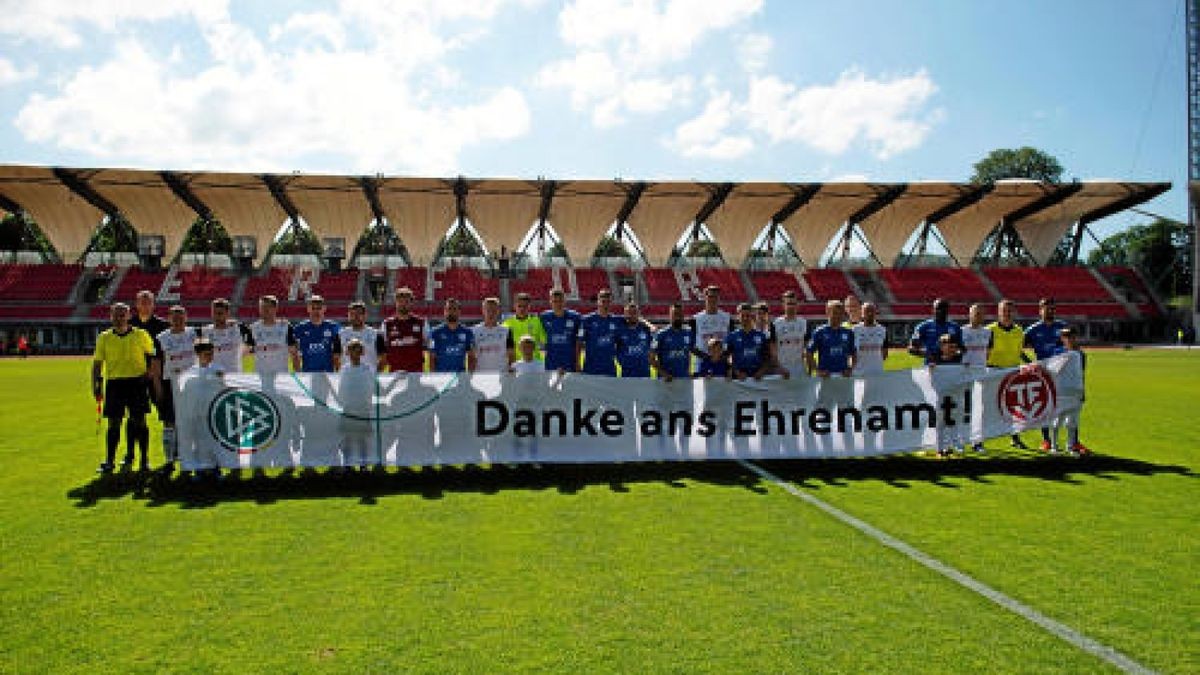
[1190,0,1200,333]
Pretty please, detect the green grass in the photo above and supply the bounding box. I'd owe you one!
[1,351,1196,672]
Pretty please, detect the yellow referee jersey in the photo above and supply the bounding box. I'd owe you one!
[986,322,1025,367]
[93,327,155,379]
[503,314,547,350]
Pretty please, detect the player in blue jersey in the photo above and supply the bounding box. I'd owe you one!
[651,303,694,381]
[539,288,582,373]
[807,300,857,377]
[614,301,654,378]
[579,289,622,376]
[1024,297,1068,360]
[723,303,770,380]
[427,298,476,373]
[907,298,963,364]
[293,295,342,372]
[1024,297,1069,451]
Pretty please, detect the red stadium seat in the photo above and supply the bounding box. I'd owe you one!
[641,268,682,302]
[747,270,805,302]
[0,264,82,302]
[393,267,429,300]
[982,267,1114,302]
[803,269,853,301]
[573,268,613,301]
[878,268,995,304]
[432,266,498,302]
[694,268,750,302]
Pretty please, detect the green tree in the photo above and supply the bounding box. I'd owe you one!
[441,227,483,257]
[972,147,1064,184]
[685,239,722,258]
[90,215,139,253]
[179,217,233,254]
[357,221,409,259]
[593,235,630,259]
[269,223,322,256]
[1087,218,1192,298]
[0,214,56,258]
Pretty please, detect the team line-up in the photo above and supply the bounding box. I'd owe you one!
[90,284,1087,476]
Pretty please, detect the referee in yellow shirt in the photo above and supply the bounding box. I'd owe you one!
[502,292,547,359]
[92,302,160,473]
[986,299,1031,449]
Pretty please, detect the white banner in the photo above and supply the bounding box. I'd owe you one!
[173,353,1084,469]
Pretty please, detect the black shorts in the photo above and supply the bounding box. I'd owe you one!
[157,380,176,424]
[143,377,164,415]
[103,377,151,418]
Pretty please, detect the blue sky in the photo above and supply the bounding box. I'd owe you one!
[0,0,1187,250]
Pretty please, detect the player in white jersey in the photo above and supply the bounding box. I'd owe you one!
[472,296,514,372]
[960,303,993,453]
[852,302,889,376]
[771,290,811,377]
[247,295,298,378]
[339,301,387,371]
[201,298,250,374]
[154,305,198,471]
[690,284,735,361]
[960,303,993,369]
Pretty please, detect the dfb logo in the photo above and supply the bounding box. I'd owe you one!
[208,388,282,455]
[997,366,1056,426]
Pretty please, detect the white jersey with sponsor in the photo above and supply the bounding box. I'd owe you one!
[772,316,809,373]
[961,326,992,369]
[201,323,246,374]
[156,328,198,380]
[853,323,888,375]
[249,320,292,374]
[692,310,733,350]
[339,325,382,372]
[472,323,512,372]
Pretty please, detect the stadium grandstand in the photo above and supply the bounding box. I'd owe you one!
[0,163,1175,353]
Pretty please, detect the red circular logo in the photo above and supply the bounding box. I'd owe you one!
[997,366,1057,427]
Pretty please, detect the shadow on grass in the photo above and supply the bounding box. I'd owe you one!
[754,449,1196,491]
[65,461,769,509]
[65,448,1194,508]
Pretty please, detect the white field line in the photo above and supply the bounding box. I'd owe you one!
[737,459,1157,675]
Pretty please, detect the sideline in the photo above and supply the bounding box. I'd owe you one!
[737,459,1157,675]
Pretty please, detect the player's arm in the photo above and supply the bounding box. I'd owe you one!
[845,332,857,376]
[239,322,254,357]
[906,325,925,358]
[91,343,105,399]
[466,333,477,373]
[505,330,515,369]
[288,326,301,371]
[375,333,388,370]
[331,334,342,372]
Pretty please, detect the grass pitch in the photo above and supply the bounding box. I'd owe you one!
[0,350,1196,673]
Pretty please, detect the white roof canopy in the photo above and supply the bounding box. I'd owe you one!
[0,164,1169,267]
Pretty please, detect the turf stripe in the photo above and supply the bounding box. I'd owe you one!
[737,459,1157,675]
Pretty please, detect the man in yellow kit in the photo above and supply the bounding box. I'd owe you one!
[91,302,160,473]
[986,299,1031,449]
[503,292,547,358]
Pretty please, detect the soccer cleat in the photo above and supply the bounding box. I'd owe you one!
[1010,437,1028,450]
[97,462,114,474]
[973,442,985,453]
[1071,442,1091,456]
[1048,446,1060,455]
[161,461,175,475]
[1039,440,1052,452]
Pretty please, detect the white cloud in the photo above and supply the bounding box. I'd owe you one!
[0,58,37,86]
[0,0,227,48]
[736,33,771,73]
[665,91,753,159]
[11,1,534,174]
[538,0,761,126]
[666,68,941,162]
[744,69,942,159]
